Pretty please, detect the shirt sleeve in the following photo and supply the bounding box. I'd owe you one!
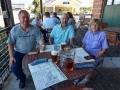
[7,27,16,44]
[31,19,36,25]
[55,18,60,24]
[50,26,55,38]
[69,26,75,38]
[42,21,46,29]
[35,27,44,41]
[101,32,109,49]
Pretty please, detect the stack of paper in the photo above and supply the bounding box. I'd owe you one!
[28,51,39,55]
[74,48,95,63]
[28,59,67,90]
[40,44,61,53]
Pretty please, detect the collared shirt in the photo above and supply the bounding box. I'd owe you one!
[7,24,43,54]
[43,17,59,29]
[82,30,109,56]
[67,18,76,30]
[50,24,75,45]
[52,17,60,24]
[31,18,42,26]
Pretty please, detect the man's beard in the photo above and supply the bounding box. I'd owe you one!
[62,23,67,28]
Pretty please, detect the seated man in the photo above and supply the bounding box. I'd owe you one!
[31,13,42,28]
[77,18,109,85]
[31,13,47,41]
[49,13,75,45]
[43,12,60,30]
[52,12,60,20]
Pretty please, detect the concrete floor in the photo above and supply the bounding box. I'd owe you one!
[2,57,120,90]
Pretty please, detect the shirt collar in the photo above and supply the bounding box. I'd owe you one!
[60,24,68,30]
[90,30,100,34]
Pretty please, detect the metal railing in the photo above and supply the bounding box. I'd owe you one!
[0,27,11,88]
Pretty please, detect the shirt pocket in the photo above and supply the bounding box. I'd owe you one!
[54,32,62,38]
[85,38,91,46]
[91,40,101,49]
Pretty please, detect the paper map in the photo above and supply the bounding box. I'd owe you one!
[28,59,67,90]
[74,48,95,63]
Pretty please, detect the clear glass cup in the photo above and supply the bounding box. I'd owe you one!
[61,42,66,51]
[51,50,59,63]
[60,49,75,72]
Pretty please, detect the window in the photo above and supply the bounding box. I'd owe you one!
[114,0,120,5]
[107,0,113,5]
[0,6,5,28]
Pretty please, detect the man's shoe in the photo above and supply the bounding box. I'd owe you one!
[19,80,26,89]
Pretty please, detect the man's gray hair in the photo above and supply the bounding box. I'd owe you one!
[18,10,29,17]
[61,13,69,18]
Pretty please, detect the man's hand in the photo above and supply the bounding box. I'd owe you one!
[40,44,46,50]
[9,56,16,67]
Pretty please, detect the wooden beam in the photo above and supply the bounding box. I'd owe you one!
[0,0,14,27]
[40,0,43,21]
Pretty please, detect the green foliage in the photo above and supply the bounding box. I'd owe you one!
[43,6,46,14]
[32,0,40,13]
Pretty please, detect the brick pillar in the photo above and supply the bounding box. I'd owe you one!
[92,0,104,19]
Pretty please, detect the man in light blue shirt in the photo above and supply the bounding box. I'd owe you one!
[43,12,60,30]
[7,10,45,89]
[49,13,75,45]
[31,13,42,26]
[31,13,47,41]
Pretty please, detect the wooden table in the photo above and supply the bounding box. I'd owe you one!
[22,52,92,81]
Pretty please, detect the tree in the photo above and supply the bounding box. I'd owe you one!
[32,0,40,13]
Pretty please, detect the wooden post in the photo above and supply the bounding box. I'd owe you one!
[40,0,43,21]
[0,0,14,27]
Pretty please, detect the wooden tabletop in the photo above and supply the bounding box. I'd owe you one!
[22,52,92,81]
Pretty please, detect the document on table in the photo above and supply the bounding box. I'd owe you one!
[40,44,61,53]
[74,48,95,63]
[74,48,89,56]
[28,59,67,90]
[74,55,95,63]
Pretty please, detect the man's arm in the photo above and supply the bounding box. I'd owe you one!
[70,38,74,45]
[39,39,45,50]
[49,37,53,45]
[8,44,15,67]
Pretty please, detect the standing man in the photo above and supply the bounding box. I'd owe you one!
[49,13,75,45]
[7,10,45,89]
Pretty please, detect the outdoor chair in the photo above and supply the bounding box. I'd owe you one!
[79,15,85,25]
[106,30,120,56]
[101,22,108,30]
[74,26,88,46]
[45,28,52,42]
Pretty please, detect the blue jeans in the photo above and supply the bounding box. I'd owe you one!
[11,51,26,81]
